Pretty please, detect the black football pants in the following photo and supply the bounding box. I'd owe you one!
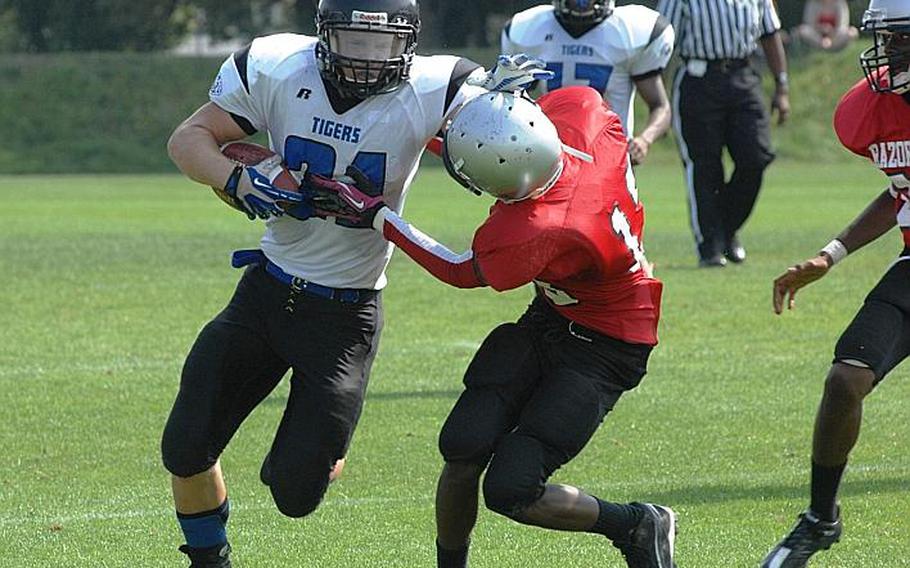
[835,256,910,382]
[438,297,652,518]
[161,263,382,518]
[672,61,776,260]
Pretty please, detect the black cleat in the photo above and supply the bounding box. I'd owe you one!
[179,543,232,568]
[724,236,746,264]
[698,253,727,268]
[761,510,842,568]
[613,502,677,568]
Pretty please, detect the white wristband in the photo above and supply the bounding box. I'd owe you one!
[820,239,848,266]
[372,205,393,232]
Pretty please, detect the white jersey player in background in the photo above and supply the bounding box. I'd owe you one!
[160,0,550,565]
[503,0,675,165]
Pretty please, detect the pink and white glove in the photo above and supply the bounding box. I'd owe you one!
[301,166,387,227]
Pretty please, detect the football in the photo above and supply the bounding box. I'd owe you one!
[213,141,302,211]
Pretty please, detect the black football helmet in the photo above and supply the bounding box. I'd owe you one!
[316,0,420,99]
[860,0,910,94]
[552,0,614,26]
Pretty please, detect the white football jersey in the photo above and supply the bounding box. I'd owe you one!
[502,4,674,137]
[210,33,483,289]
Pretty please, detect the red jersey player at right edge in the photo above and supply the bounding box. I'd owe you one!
[762,1,910,566]
[312,85,673,568]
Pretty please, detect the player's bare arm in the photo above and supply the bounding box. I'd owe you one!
[759,32,791,125]
[629,74,671,165]
[167,102,249,189]
[773,189,895,314]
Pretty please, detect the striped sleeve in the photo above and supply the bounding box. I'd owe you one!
[760,0,782,36]
[656,0,683,45]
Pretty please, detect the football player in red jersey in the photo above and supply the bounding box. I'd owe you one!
[761,1,910,566]
[314,86,675,567]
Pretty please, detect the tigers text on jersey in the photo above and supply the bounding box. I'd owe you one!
[502,4,674,137]
[379,87,662,345]
[834,74,910,248]
[210,33,482,289]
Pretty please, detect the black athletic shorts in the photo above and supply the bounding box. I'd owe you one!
[440,294,653,474]
[162,262,383,481]
[834,257,910,382]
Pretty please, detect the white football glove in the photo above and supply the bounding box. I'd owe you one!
[467,54,554,93]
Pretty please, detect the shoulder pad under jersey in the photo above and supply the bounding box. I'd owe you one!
[834,78,878,157]
[506,5,557,47]
[244,34,318,87]
[606,5,665,51]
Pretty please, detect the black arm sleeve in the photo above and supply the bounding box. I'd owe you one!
[444,57,482,118]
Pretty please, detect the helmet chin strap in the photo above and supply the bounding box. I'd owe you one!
[561,143,593,163]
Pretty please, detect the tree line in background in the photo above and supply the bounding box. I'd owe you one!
[0,0,870,53]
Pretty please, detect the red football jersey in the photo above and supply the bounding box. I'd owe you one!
[834,74,910,247]
[471,86,662,345]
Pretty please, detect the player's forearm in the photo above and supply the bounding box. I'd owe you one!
[760,33,789,85]
[167,122,236,190]
[834,189,897,255]
[639,103,671,145]
[373,208,484,289]
[634,76,671,144]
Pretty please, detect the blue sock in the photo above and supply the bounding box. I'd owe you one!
[177,498,230,549]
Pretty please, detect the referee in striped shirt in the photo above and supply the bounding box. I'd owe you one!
[657,0,790,267]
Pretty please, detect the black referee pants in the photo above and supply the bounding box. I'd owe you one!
[672,61,775,261]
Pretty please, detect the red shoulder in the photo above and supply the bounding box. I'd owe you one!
[538,86,623,153]
[474,199,547,251]
[834,78,879,158]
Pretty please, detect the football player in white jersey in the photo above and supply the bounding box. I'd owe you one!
[503,0,675,165]
[159,0,551,565]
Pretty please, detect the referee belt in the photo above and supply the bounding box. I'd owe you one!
[697,57,749,71]
[231,249,377,304]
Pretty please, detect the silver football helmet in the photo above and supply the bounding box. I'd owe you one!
[860,0,910,93]
[442,92,564,202]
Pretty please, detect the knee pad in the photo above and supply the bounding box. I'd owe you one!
[269,466,330,518]
[438,416,494,465]
[270,478,328,519]
[481,435,546,518]
[482,466,542,519]
[438,388,512,465]
[825,364,875,403]
[161,431,215,479]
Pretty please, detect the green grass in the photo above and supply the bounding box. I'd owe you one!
[0,41,878,174]
[2,160,909,567]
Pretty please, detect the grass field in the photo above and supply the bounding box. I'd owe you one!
[2,160,909,567]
